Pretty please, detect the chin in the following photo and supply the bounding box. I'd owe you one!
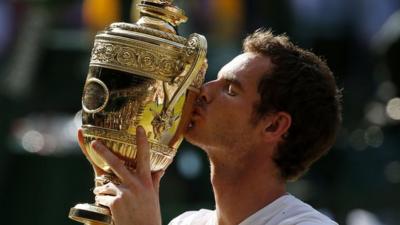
[183,127,197,143]
[184,123,203,146]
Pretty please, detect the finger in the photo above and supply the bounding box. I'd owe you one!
[95,195,115,208]
[91,140,132,183]
[135,126,151,179]
[151,170,165,193]
[78,129,103,175]
[93,183,119,196]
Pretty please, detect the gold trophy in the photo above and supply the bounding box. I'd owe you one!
[68,0,207,224]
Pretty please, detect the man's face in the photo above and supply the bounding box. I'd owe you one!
[185,52,273,155]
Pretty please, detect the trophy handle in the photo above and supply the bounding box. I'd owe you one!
[164,33,207,113]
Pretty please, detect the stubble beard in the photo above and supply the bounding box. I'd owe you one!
[184,124,211,151]
[185,121,253,157]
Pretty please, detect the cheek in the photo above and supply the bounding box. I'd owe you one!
[208,94,255,123]
[214,111,244,129]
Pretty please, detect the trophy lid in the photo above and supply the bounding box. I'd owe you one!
[89,0,205,82]
[136,0,188,34]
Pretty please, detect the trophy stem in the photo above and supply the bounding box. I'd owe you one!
[69,203,112,225]
[69,174,119,224]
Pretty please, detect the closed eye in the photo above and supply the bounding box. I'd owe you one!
[218,72,243,96]
[225,82,237,96]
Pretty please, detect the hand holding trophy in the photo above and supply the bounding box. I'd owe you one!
[68,1,207,224]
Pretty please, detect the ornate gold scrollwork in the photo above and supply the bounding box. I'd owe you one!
[116,47,138,66]
[83,125,175,163]
[90,35,183,81]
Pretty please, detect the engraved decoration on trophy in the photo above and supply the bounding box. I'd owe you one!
[68,0,207,224]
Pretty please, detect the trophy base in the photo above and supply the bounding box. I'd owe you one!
[69,203,112,225]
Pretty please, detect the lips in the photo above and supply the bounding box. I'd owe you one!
[186,106,204,131]
[192,106,205,119]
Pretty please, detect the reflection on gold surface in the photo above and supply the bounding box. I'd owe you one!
[81,28,207,172]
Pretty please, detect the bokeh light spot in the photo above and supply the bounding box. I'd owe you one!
[177,148,203,179]
[386,97,400,120]
[349,129,368,151]
[364,126,384,148]
[365,102,386,125]
[22,130,45,153]
[346,209,384,225]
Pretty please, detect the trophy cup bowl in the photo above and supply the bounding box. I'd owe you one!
[68,1,207,224]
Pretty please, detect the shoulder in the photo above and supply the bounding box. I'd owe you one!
[276,195,338,225]
[168,209,215,225]
[240,194,338,225]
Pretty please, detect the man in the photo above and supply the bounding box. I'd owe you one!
[83,29,342,225]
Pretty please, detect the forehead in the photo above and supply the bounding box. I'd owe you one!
[218,52,272,84]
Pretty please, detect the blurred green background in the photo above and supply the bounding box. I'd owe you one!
[0,0,400,224]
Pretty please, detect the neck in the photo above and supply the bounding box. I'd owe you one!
[208,149,286,225]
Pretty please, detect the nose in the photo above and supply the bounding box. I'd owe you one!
[197,80,216,104]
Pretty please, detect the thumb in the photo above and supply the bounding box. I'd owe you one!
[78,128,104,176]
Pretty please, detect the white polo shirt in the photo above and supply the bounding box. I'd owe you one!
[168,194,338,225]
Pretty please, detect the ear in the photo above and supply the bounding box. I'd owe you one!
[262,112,291,142]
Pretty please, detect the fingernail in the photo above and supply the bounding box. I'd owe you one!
[91,140,96,147]
[137,126,145,134]
[91,140,100,149]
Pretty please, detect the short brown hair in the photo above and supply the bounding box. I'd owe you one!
[243,29,342,181]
